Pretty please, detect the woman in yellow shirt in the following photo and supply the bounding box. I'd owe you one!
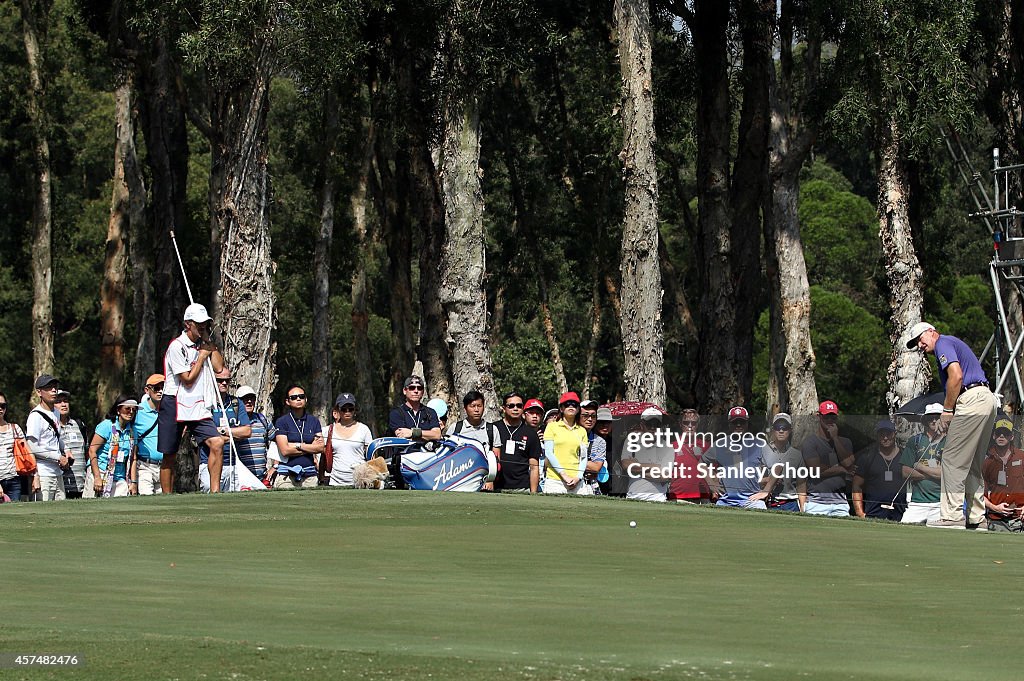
[542,392,590,495]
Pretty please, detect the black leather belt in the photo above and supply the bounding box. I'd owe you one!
[962,382,989,393]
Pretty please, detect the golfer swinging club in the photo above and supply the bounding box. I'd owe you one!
[158,303,230,493]
[907,321,997,529]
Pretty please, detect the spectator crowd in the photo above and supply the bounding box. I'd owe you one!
[1,308,1021,533]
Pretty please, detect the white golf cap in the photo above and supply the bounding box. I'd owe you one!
[924,403,944,415]
[641,407,664,422]
[183,303,212,323]
[236,385,257,399]
[905,321,936,349]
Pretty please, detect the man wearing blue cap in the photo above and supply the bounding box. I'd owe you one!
[852,420,906,521]
[907,322,997,529]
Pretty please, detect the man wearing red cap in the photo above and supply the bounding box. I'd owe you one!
[542,392,589,494]
[800,400,854,516]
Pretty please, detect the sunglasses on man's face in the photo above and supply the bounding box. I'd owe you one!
[288,394,306,401]
[505,403,524,409]
[406,385,424,392]
[339,406,356,413]
[147,383,165,391]
[580,412,597,420]
[216,378,231,385]
[0,403,7,410]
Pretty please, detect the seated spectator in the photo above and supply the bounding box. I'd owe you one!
[701,406,773,509]
[0,392,25,502]
[491,391,541,493]
[982,418,1024,532]
[622,407,673,502]
[235,385,277,483]
[852,420,906,521]
[323,393,373,488]
[132,375,164,496]
[763,413,802,511]
[86,395,139,498]
[199,369,252,493]
[542,392,590,495]
[668,408,710,504]
[900,403,945,525]
[55,390,88,499]
[273,384,325,490]
[800,400,854,516]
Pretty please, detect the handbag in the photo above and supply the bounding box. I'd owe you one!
[12,428,37,475]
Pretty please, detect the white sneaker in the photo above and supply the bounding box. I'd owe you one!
[926,518,966,529]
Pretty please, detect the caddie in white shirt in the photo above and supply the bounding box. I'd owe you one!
[157,303,227,493]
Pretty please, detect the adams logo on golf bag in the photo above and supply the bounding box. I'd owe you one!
[365,435,496,491]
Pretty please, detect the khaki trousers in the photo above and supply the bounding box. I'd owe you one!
[940,387,997,523]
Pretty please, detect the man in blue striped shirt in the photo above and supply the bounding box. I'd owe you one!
[236,385,276,482]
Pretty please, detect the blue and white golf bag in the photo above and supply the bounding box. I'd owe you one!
[366,435,496,492]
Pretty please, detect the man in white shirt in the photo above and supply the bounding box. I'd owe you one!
[158,303,226,493]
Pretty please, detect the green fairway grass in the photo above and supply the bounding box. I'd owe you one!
[1,491,1020,681]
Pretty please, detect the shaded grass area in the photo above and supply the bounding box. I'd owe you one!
[1,490,1021,680]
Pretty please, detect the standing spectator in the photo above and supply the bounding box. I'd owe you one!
[131,374,164,496]
[236,385,276,483]
[26,374,68,501]
[762,413,802,512]
[542,392,590,495]
[852,420,906,521]
[388,376,441,442]
[274,384,324,489]
[0,391,25,502]
[907,322,997,529]
[900,403,945,525]
[446,390,494,449]
[159,303,226,493]
[490,391,541,493]
[668,408,710,504]
[55,390,87,499]
[323,393,374,488]
[701,407,774,509]
[982,418,1024,532]
[578,400,607,495]
[800,400,854,516]
[86,395,139,497]
[523,399,545,435]
[621,407,674,502]
[199,368,251,493]
[594,406,616,495]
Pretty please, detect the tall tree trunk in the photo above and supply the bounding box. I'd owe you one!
[614,0,665,407]
[127,94,154,387]
[311,90,339,424]
[374,138,416,405]
[691,0,736,413]
[351,84,378,430]
[765,0,819,415]
[438,96,499,421]
[137,29,188,345]
[21,0,54,384]
[582,256,602,400]
[413,141,456,411]
[878,118,930,412]
[209,31,278,409]
[97,81,133,416]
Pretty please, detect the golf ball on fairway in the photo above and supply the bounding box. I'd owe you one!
[629,521,637,528]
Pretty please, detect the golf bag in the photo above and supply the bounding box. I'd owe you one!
[365,435,497,492]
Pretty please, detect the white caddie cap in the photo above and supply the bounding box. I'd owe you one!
[183,303,212,323]
[905,321,936,349]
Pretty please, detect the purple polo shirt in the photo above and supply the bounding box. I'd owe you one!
[934,335,988,391]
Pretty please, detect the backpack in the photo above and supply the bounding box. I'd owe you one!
[452,419,495,451]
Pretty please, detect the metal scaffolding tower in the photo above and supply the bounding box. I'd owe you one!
[943,128,1024,404]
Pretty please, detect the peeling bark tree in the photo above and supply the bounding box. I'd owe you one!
[207,23,278,408]
[437,98,498,420]
[879,118,930,412]
[97,81,134,415]
[21,0,54,383]
[351,88,378,429]
[765,0,819,415]
[614,0,665,407]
